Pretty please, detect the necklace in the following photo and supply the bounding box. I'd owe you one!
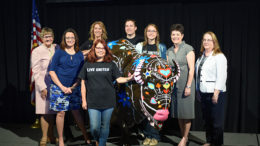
[65,48,75,60]
[49,49,54,58]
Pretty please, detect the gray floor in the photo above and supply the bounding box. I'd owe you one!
[0,123,259,146]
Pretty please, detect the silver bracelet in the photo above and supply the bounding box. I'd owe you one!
[186,85,191,88]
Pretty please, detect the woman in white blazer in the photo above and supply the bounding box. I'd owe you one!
[195,31,227,146]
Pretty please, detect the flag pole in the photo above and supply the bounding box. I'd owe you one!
[30,0,42,129]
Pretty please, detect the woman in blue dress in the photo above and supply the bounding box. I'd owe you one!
[49,28,90,146]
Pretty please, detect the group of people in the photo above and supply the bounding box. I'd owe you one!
[31,19,227,146]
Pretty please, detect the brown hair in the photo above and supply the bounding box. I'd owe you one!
[89,21,108,41]
[143,24,160,52]
[87,39,113,63]
[60,28,80,52]
[170,24,184,34]
[200,31,222,56]
[125,19,136,27]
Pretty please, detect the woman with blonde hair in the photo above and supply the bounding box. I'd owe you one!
[31,27,58,146]
[135,23,167,60]
[195,31,227,146]
[80,21,108,56]
[135,23,167,146]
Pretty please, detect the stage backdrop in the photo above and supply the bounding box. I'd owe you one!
[0,0,259,133]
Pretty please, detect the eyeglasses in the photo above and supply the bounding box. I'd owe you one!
[203,39,213,42]
[95,47,105,50]
[43,35,53,39]
[65,37,75,40]
[147,30,157,33]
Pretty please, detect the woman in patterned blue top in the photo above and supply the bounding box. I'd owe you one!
[49,28,90,146]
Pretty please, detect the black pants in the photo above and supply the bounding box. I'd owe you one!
[200,92,225,146]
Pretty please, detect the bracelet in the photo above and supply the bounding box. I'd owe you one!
[186,85,191,88]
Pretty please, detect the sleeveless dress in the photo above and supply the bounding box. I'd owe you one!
[166,41,195,119]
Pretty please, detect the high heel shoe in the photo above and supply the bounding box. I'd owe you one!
[31,118,40,129]
[39,137,47,146]
[47,137,59,144]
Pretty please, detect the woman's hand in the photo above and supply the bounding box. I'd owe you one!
[41,89,48,99]
[116,73,135,83]
[69,86,76,92]
[212,94,219,104]
[82,50,90,56]
[212,89,220,104]
[127,73,135,82]
[61,86,72,94]
[184,87,191,96]
[82,101,87,110]
[67,87,72,94]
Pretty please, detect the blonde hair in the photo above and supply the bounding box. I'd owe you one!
[89,21,107,41]
[143,24,160,52]
[200,31,222,56]
[40,27,54,39]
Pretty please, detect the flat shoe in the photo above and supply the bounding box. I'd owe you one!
[143,138,151,145]
[149,138,158,146]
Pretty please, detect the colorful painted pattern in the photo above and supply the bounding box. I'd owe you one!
[108,39,180,129]
[117,91,131,107]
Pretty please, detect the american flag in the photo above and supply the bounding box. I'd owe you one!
[30,0,42,105]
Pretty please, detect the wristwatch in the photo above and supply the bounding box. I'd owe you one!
[186,85,191,88]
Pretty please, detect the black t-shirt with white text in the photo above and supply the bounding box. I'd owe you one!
[142,44,159,56]
[78,61,121,109]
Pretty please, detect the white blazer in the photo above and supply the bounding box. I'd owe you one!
[195,51,227,93]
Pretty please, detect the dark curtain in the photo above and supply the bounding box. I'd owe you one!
[0,0,34,123]
[0,0,259,133]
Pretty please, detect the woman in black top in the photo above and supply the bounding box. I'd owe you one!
[80,21,108,57]
[79,21,108,133]
[78,39,133,146]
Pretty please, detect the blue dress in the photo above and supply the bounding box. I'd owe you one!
[49,48,84,111]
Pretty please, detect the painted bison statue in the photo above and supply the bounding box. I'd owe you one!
[107,39,180,145]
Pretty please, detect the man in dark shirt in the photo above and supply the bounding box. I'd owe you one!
[124,19,143,45]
